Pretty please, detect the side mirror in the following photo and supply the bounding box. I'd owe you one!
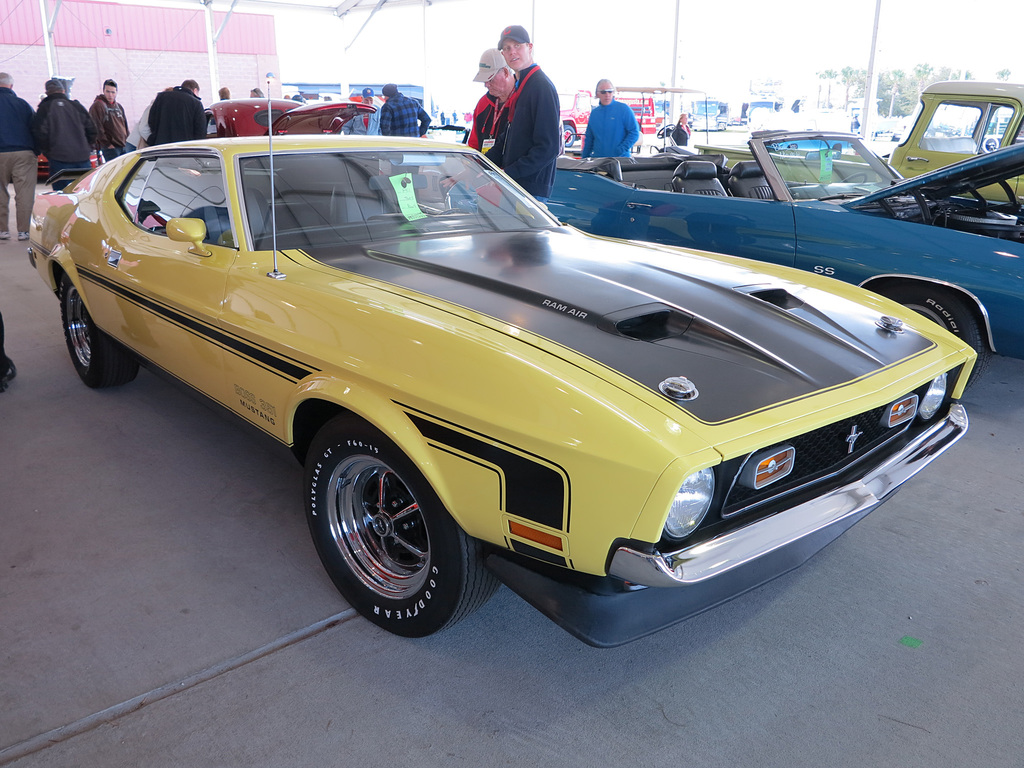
[167,217,212,257]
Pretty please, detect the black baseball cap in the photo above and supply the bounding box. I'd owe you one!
[498,25,530,48]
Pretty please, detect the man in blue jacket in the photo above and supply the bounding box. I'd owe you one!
[379,84,430,137]
[582,80,640,158]
[0,72,37,241]
[490,25,560,201]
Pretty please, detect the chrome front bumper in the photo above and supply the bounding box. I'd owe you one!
[610,404,968,588]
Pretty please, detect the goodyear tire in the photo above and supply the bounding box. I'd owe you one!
[305,416,498,637]
[59,274,139,388]
[884,284,991,380]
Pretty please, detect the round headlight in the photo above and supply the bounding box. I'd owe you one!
[664,468,715,540]
[918,372,947,420]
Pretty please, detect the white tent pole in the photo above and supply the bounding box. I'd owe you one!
[861,0,882,140]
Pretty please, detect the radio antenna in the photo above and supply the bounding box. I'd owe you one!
[265,72,285,280]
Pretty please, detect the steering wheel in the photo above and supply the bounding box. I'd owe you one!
[982,138,999,153]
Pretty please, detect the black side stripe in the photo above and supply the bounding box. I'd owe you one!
[509,539,568,568]
[80,268,319,381]
[403,408,569,532]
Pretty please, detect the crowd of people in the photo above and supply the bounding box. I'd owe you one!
[1,22,648,393]
[0,72,255,395]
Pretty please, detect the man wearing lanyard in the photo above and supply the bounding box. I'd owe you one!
[468,49,515,154]
[490,25,560,202]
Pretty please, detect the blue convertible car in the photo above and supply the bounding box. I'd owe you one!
[547,130,1024,376]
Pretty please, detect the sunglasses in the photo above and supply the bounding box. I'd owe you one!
[597,89,615,94]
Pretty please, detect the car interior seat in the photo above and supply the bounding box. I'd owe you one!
[672,161,728,195]
[727,161,773,199]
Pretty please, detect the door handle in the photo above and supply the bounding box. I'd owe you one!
[905,156,929,162]
[626,202,653,209]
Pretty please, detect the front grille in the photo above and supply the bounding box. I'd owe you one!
[724,403,893,514]
[654,367,961,553]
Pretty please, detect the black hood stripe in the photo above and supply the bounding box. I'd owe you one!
[302,231,935,424]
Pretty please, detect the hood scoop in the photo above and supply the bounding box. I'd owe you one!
[601,303,694,342]
[602,284,805,344]
[734,284,806,310]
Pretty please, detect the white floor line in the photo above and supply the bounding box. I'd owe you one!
[0,609,357,766]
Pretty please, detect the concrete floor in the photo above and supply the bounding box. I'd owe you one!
[2,225,1023,768]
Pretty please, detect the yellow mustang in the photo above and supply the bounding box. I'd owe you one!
[29,136,975,646]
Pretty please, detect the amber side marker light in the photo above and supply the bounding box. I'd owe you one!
[739,446,796,490]
[885,395,918,428]
[508,520,564,551]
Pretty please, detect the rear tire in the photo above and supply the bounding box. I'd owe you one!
[59,273,139,388]
[882,284,991,380]
[304,416,498,637]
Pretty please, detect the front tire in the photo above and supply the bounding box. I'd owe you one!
[305,416,498,638]
[562,123,576,148]
[883,284,991,379]
[59,273,139,388]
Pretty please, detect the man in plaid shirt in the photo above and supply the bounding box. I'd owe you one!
[379,84,431,137]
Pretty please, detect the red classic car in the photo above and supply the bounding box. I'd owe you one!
[206,98,375,137]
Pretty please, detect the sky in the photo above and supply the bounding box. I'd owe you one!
[115,0,1022,115]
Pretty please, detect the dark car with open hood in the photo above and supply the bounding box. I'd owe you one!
[27,136,973,646]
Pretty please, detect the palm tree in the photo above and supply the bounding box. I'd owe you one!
[997,69,1012,82]
[840,66,866,109]
[818,69,838,108]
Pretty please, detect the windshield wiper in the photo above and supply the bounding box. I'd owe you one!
[816,193,865,201]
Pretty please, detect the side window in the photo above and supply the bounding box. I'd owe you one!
[921,103,983,154]
[119,158,156,224]
[983,105,1014,151]
[118,155,234,247]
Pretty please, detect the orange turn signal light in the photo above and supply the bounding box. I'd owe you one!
[885,395,918,428]
[508,520,564,551]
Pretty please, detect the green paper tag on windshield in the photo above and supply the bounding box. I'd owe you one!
[389,173,426,221]
[819,149,834,183]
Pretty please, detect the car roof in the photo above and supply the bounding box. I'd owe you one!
[137,135,470,154]
[921,80,1024,100]
[851,142,1024,206]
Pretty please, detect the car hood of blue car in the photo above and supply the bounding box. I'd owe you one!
[850,142,1024,209]
[301,228,936,425]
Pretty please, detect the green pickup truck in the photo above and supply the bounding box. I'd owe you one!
[889,81,1024,197]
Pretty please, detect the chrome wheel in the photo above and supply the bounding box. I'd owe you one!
[327,455,430,599]
[64,284,92,369]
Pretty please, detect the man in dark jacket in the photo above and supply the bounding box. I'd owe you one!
[148,79,206,145]
[0,309,14,393]
[89,79,130,161]
[0,71,37,240]
[490,25,560,201]
[379,84,431,138]
[32,79,96,190]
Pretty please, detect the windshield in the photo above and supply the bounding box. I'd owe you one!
[239,149,556,250]
[689,100,719,117]
[760,137,898,199]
